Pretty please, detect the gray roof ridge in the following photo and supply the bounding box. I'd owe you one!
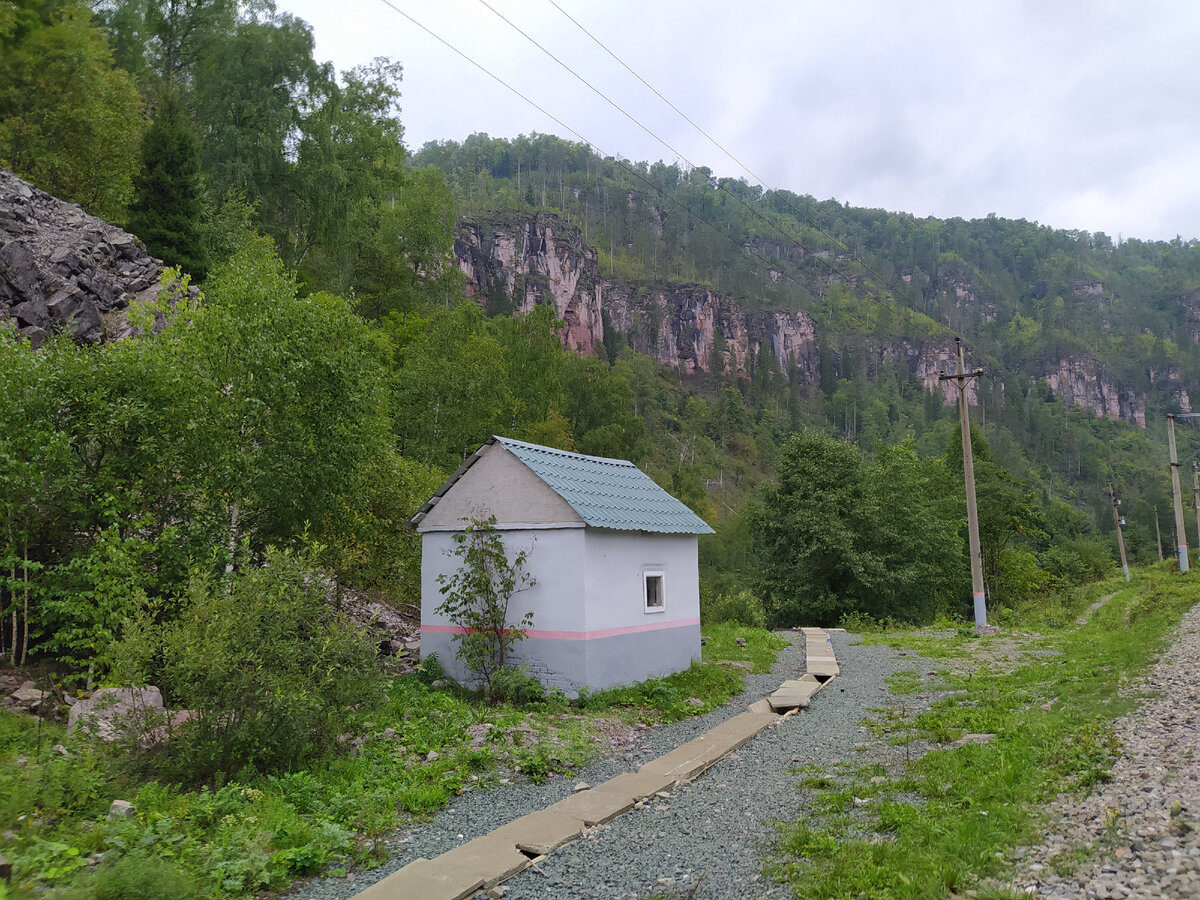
[492,435,637,468]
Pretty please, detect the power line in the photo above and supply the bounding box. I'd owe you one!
[372,0,884,334]
[476,0,907,319]
[543,0,901,297]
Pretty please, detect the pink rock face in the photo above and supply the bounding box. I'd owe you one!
[455,212,1157,427]
[456,213,821,385]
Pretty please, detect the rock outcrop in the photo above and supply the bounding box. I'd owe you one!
[456,212,821,386]
[453,211,1183,428]
[0,169,175,346]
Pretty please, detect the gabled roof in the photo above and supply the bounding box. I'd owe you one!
[409,436,715,534]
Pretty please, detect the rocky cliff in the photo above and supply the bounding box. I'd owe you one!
[456,212,821,386]
[453,211,1187,427]
[0,170,175,346]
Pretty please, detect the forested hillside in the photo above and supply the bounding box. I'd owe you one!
[3,0,1200,650]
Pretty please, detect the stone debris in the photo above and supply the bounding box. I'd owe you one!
[67,686,164,741]
[107,800,135,820]
[998,601,1200,899]
[0,169,195,346]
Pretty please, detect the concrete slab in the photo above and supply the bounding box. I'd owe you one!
[546,788,635,826]
[352,858,484,900]
[592,770,679,801]
[768,674,827,711]
[640,711,776,780]
[800,627,826,636]
[435,835,531,889]
[767,692,809,712]
[490,809,585,856]
[807,659,840,678]
[747,698,774,715]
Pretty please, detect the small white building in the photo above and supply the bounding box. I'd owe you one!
[410,436,714,695]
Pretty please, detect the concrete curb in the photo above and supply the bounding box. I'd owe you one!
[353,628,838,899]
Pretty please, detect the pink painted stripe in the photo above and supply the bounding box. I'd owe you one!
[422,617,700,642]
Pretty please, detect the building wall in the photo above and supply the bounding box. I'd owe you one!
[420,511,701,694]
[420,527,586,688]
[418,443,583,530]
[580,530,701,689]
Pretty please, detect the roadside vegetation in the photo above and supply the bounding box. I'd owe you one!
[770,565,1199,899]
[0,622,783,898]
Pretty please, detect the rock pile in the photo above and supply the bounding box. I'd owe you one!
[0,169,178,346]
[1002,602,1200,898]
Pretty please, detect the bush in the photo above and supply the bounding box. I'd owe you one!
[701,589,767,628]
[113,546,386,782]
[50,849,201,900]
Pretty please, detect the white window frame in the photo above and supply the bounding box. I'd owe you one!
[643,570,666,614]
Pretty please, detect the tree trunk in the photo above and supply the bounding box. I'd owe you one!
[20,537,29,666]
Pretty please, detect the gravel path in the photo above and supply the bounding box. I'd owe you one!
[288,631,914,900]
[1001,602,1200,899]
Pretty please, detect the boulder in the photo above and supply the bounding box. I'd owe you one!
[67,686,164,741]
[9,684,48,710]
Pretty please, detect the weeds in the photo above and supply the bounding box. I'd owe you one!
[773,570,1199,899]
[1,624,788,897]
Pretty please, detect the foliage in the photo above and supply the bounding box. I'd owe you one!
[50,849,202,900]
[111,545,387,782]
[700,589,767,628]
[0,636,776,897]
[749,430,964,626]
[435,518,536,703]
[0,0,144,220]
[127,94,207,279]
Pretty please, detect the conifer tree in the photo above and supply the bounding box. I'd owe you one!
[128,96,208,279]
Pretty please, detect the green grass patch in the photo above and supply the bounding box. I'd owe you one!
[772,571,1199,899]
[1,626,788,897]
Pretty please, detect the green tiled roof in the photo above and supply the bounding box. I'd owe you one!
[495,436,714,534]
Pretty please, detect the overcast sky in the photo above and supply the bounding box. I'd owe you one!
[279,0,1200,242]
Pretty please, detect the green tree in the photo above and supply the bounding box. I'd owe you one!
[750,431,963,626]
[0,0,144,219]
[749,429,875,626]
[435,517,535,703]
[394,302,514,467]
[127,95,208,279]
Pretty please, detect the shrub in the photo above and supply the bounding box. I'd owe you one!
[435,517,535,703]
[113,546,386,782]
[50,849,201,900]
[701,589,767,628]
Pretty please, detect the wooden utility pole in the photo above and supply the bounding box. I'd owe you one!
[1193,462,1200,554]
[1109,484,1130,581]
[940,338,987,627]
[1167,414,1190,572]
[1155,506,1165,562]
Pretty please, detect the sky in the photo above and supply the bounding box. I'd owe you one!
[279,0,1200,242]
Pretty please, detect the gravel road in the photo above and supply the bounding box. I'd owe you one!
[1001,601,1200,899]
[288,630,917,900]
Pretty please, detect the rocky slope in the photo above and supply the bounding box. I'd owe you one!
[455,211,1172,423]
[0,169,176,346]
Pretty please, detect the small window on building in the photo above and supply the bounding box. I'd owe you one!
[644,571,665,613]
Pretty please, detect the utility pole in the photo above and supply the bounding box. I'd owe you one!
[1154,506,1165,562]
[940,338,987,627]
[1167,414,1190,572]
[1109,484,1130,581]
[1193,462,1200,554]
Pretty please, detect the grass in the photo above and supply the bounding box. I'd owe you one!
[770,568,1200,899]
[578,623,787,721]
[0,622,787,898]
